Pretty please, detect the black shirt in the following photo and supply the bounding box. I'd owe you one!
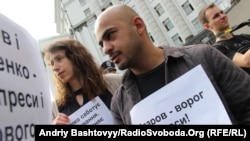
[135,61,166,99]
[59,89,112,115]
[214,34,250,74]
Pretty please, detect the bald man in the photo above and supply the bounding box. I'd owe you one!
[95,4,250,125]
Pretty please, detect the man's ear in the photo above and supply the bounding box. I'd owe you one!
[203,23,210,30]
[133,16,145,34]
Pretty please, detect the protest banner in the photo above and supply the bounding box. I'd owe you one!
[0,14,52,141]
[69,96,114,125]
[130,65,232,125]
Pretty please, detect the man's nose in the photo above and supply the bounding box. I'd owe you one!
[103,42,113,55]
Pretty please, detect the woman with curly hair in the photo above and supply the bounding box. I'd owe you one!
[43,38,121,125]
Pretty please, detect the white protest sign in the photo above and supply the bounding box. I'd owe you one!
[130,65,232,125]
[0,14,52,140]
[69,96,114,125]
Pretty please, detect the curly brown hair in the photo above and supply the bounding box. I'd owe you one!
[43,38,107,108]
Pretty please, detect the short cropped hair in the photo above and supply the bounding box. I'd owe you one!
[198,3,216,24]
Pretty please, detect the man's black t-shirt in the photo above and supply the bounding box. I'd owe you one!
[135,61,166,99]
[213,34,250,74]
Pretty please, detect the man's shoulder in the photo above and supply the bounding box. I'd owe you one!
[103,73,123,85]
[237,34,250,38]
[161,44,217,62]
[181,44,213,53]
[183,44,211,48]
[161,44,212,54]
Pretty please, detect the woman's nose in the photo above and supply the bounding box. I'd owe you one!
[52,63,60,72]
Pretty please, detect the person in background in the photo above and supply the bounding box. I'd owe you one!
[94,4,250,124]
[101,60,117,74]
[42,38,121,125]
[198,3,250,74]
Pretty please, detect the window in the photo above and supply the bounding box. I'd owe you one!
[163,18,174,31]
[201,36,213,45]
[88,17,95,31]
[172,34,183,46]
[101,0,109,4]
[148,32,155,43]
[84,8,91,17]
[79,0,86,6]
[154,3,165,16]
[182,1,194,15]
[215,0,229,11]
[192,18,203,32]
[216,0,222,4]
[120,0,131,4]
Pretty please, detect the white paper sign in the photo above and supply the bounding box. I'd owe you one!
[130,65,232,125]
[69,96,114,125]
[0,14,52,140]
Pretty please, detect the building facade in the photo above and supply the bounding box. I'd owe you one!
[52,0,233,65]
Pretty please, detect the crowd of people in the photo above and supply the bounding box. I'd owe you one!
[44,3,250,125]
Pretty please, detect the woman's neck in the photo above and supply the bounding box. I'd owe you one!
[69,78,82,91]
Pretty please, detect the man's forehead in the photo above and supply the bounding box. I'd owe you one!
[206,6,220,17]
[95,11,112,30]
[95,13,120,38]
[95,18,109,39]
[205,9,215,19]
